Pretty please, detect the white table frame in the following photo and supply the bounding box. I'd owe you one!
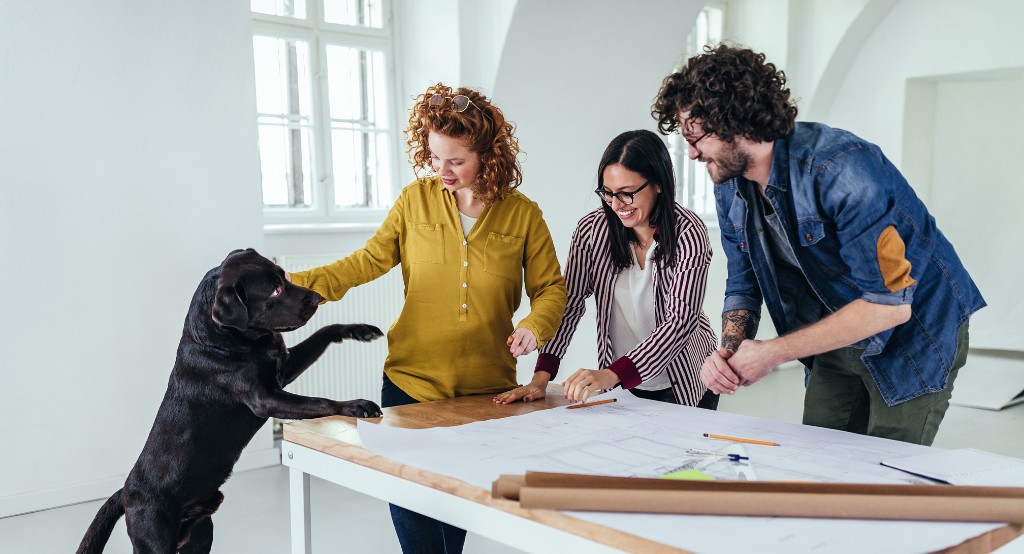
[282,442,630,554]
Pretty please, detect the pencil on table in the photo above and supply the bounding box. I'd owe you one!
[708,432,778,444]
[567,398,618,410]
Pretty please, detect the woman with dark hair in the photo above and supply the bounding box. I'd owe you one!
[288,82,567,553]
[496,130,717,408]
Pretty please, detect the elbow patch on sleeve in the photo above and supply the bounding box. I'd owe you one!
[876,225,916,292]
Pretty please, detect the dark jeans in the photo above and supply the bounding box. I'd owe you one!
[629,386,720,410]
[381,375,467,554]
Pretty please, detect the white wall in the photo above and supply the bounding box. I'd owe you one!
[928,74,1024,350]
[393,0,460,118]
[458,0,517,94]
[0,0,268,516]
[824,0,1024,350]
[726,0,791,77]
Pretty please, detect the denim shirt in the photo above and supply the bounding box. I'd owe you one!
[715,122,985,406]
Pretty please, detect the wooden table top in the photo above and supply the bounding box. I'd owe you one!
[282,385,1021,554]
[286,383,571,444]
[283,384,684,553]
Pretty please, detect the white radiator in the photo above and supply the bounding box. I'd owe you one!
[275,254,404,405]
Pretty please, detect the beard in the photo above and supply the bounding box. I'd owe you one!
[705,142,752,184]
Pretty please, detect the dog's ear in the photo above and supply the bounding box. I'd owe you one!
[212,284,249,330]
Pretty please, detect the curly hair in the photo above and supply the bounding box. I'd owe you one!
[652,44,798,142]
[406,83,523,205]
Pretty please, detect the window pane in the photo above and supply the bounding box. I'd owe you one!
[251,0,307,19]
[706,7,724,44]
[253,36,312,117]
[259,121,313,207]
[694,11,709,49]
[690,158,715,214]
[323,0,382,28]
[672,4,724,218]
[325,45,388,126]
[332,129,390,208]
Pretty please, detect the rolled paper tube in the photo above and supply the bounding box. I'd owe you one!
[519,471,1024,498]
[515,487,1024,524]
[491,474,525,500]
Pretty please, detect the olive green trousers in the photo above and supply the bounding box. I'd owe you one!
[802,322,969,446]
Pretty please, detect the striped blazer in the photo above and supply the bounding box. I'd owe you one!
[536,203,717,406]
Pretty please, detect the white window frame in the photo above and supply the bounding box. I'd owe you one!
[669,1,726,222]
[252,0,402,226]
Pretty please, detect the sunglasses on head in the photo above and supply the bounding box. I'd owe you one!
[428,93,478,113]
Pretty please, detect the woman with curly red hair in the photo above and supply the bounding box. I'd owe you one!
[288,83,567,553]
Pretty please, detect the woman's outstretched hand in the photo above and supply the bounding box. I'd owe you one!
[562,368,620,403]
[493,371,550,404]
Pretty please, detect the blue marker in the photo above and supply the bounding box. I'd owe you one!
[686,448,750,462]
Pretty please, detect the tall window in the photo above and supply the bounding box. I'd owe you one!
[251,0,398,223]
[668,2,725,219]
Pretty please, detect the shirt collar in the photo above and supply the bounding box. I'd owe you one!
[765,138,789,192]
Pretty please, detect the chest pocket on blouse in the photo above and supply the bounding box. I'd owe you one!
[484,232,524,281]
[409,223,444,264]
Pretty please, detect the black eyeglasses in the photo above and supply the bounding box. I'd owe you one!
[595,181,651,205]
[428,93,477,113]
[685,131,710,148]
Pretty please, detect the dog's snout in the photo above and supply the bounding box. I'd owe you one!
[298,291,321,321]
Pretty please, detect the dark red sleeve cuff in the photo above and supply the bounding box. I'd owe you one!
[608,356,642,389]
[535,353,561,379]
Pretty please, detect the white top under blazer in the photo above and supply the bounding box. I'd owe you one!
[610,243,671,391]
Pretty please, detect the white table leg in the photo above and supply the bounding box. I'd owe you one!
[289,467,312,554]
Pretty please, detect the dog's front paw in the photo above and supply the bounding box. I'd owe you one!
[319,324,382,343]
[336,399,383,418]
[338,324,384,343]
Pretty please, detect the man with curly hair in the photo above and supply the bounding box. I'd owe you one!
[652,44,984,445]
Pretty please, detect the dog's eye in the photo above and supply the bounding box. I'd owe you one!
[270,286,283,298]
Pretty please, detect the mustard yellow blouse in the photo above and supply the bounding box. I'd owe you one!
[290,177,567,402]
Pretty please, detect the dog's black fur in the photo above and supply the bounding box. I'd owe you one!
[77,249,383,553]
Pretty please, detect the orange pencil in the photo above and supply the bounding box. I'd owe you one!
[567,398,618,410]
[703,433,780,446]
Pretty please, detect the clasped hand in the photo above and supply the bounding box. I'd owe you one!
[699,339,776,395]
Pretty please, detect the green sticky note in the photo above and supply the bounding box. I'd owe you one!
[661,469,715,481]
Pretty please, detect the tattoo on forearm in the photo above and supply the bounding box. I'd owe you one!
[721,309,760,351]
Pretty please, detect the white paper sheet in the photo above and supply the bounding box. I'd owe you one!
[882,447,1024,486]
[358,389,1001,553]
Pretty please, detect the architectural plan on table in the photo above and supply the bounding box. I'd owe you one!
[358,389,1001,554]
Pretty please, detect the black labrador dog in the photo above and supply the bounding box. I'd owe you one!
[77,249,383,553]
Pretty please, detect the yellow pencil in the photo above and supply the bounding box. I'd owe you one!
[703,433,780,446]
[567,398,618,409]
